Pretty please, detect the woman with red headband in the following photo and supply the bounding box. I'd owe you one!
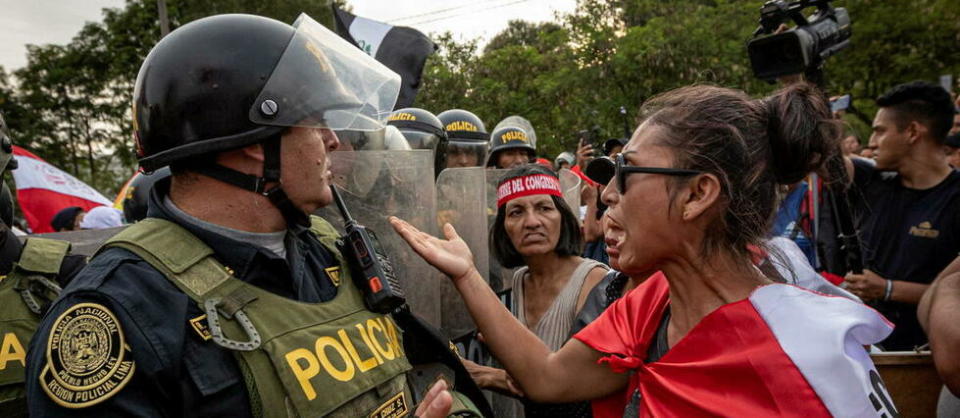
[467,165,606,417]
[395,83,897,417]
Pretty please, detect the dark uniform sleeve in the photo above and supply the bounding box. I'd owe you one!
[26,290,160,417]
[25,249,251,417]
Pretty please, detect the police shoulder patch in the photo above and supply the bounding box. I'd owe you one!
[41,302,135,408]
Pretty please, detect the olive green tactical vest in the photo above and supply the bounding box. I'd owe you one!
[102,217,419,418]
[0,237,70,417]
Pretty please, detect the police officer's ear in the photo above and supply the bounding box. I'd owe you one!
[214,143,266,176]
[240,142,266,162]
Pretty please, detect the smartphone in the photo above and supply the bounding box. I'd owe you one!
[831,94,851,113]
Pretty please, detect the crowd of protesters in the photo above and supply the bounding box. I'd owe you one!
[1,9,959,418]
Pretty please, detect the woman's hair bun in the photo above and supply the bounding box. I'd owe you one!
[763,82,841,185]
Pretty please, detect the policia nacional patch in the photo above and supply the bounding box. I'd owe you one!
[39,303,136,408]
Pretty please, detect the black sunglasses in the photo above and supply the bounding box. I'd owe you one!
[614,153,702,194]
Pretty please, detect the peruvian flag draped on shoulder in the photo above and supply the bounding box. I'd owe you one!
[575,273,899,417]
[11,146,111,233]
[333,6,437,109]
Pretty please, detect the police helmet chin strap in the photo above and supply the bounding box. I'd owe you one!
[192,135,310,227]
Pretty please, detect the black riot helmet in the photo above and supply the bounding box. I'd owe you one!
[387,108,448,177]
[485,126,536,168]
[437,109,488,169]
[121,167,171,223]
[0,113,18,227]
[133,13,400,226]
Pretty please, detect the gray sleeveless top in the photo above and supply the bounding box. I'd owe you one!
[510,258,607,350]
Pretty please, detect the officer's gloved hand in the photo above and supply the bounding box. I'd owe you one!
[415,380,452,418]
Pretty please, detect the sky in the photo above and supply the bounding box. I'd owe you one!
[0,0,577,72]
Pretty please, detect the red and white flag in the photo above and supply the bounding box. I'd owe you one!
[576,272,898,417]
[11,146,111,233]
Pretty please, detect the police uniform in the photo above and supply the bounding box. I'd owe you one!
[26,179,354,416]
[387,108,448,177]
[0,234,83,417]
[24,13,488,418]
[437,110,489,170]
[485,126,536,168]
[0,111,86,417]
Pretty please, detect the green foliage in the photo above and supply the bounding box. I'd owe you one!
[2,0,344,195]
[416,0,960,158]
[4,0,959,193]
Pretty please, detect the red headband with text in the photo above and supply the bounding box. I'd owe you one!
[497,174,563,207]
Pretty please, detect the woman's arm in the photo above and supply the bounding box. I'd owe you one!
[454,269,626,401]
[460,359,524,397]
[391,218,628,402]
[917,271,960,395]
[582,185,603,243]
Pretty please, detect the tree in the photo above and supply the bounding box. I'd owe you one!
[5,0,345,194]
[414,0,960,159]
[5,0,960,189]
[417,32,480,116]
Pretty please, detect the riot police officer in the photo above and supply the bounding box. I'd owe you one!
[25,14,488,417]
[437,109,488,169]
[119,167,171,223]
[0,112,85,417]
[554,152,574,171]
[485,126,536,169]
[388,108,447,177]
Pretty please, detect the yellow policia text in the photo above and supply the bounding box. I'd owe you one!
[389,113,416,121]
[0,332,26,370]
[501,130,528,143]
[284,316,404,401]
[446,121,478,132]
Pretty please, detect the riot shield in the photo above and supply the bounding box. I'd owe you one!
[435,167,489,338]
[443,139,488,169]
[493,115,537,149]
[484,168,513,294]
[33,227,125,256]
[558,168,582,212]
[316,149,442,326]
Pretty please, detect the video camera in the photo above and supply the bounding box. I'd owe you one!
[747,0,851,81]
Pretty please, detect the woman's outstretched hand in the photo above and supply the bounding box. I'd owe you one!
[389,217,477,282]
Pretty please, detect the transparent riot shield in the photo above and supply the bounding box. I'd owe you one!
[36,227,126,256]
[558,168,582,212]
[316,149,442,326]
[484,168,513,294]
[435,167,489,339]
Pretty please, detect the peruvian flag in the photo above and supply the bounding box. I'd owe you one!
[11,146,111,233]
[576,272,898,417]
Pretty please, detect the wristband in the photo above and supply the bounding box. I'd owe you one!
[883,279,893,302]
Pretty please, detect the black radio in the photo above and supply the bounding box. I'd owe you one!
[330,185,406,313]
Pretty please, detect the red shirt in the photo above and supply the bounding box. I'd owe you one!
[573,272,893,417]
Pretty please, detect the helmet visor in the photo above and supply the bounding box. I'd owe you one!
[249,14,400,131]
[444,140,488,168]
[398,130,442,151]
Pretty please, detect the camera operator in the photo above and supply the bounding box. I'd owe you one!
[843,81,960,351]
